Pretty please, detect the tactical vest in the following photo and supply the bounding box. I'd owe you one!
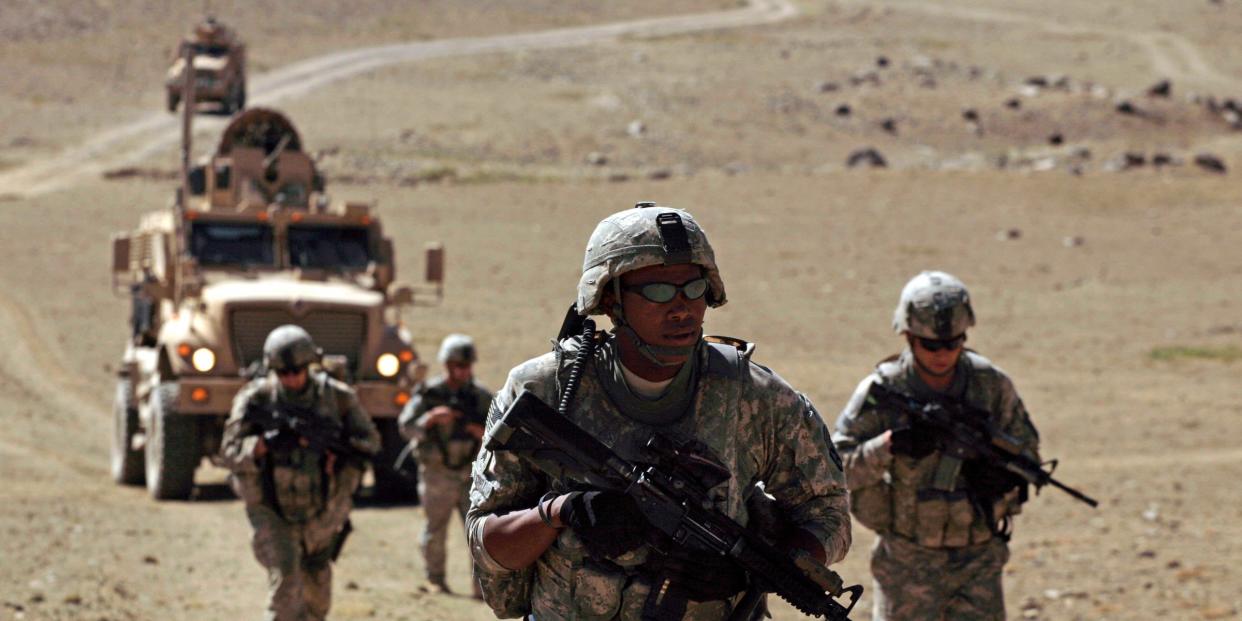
[262,377,339,522]
[531,335,752,619]
[851,354,1015,548]
[414,380,488,471]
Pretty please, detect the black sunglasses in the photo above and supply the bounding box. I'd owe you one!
[622,277,709,304]
[275,366,307,377]
[916,335,966,352]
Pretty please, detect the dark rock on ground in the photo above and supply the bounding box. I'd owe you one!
[847,148,887,168]
[1194,153,1227,174]
[1146,79,1172,97]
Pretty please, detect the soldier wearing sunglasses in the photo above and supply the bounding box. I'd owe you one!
[832,271,1040,621]
[467,203,852,620]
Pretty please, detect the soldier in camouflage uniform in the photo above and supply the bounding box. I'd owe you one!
[832,272,1040,621]
[398,333,492,596]
[466,203,852,620]
[220,325,381,621]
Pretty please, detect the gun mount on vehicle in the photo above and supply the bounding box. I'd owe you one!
[110,107,445,500]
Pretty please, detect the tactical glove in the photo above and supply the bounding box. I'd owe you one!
[559,491,649,558]
[889,425,938,458]
[647,544,748,602]
[963,459,1028,503]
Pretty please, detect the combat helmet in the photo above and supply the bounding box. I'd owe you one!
[576,201,726,317]
[438,333,477,364]
[892,271,976,339]
[263,324,321,371]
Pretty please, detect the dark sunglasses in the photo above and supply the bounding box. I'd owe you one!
[275,366,307,377]
[622,277,709,304]
[916,335,966,352]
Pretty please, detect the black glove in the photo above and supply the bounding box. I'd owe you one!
[647,544,748,603]
[559,491,649,558]
[889,424,938,458]
[962,459,1028,504]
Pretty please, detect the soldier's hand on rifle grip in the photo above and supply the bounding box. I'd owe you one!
[559,491,649,558]
[253,436,268,459]
[423,405,461,429]
[888,426,938,459]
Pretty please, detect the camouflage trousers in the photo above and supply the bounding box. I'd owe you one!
[244,472,357,621]
[418,462,474,585]
[870,535,1008,621]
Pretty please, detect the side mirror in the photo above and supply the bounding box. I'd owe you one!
[112,234,131,274]
[425,243,445,284]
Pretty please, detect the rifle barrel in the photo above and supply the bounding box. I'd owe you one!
[1048,477,1099,508]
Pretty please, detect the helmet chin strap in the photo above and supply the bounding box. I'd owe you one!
[611,279,699,368]
[617,324,700,367]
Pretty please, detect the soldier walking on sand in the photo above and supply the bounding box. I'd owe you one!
[220,325,380,621]
[833,271,1040,621]
[466,202,852,620]
[398,333,491,596]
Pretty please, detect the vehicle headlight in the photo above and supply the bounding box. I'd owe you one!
[376,353,400,378]
[191,347,216,372]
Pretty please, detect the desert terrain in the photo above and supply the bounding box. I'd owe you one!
[1,1,1241,619]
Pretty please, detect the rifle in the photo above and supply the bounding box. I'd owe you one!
[244,400,372,464]
[485,390,863,620]
[864,381,1098,508]
[435,390,486,469]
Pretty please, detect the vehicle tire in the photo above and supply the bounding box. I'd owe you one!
[110,379,145,485]
[167,92,179,113]
[145,382,200,500]
[371,418,419,504]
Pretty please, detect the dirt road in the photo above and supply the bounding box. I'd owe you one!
[0,0,795,199]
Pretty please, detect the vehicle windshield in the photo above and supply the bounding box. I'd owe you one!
[189,222,274,267]
[189,43,230,57]
[288,225,372,270]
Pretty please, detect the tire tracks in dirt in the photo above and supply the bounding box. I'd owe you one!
[0,293,108,480]
[845,0,1242,93]
[0,0,797,199]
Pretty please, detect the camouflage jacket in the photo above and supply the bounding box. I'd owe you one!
[832,349,1039,548]
[221,371,381,521]
[467,335,851,620]
[398,374,493,472]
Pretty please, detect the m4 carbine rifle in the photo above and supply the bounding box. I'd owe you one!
[865,381,1098,508]
[245,400,371,464]
[485,390,863,621]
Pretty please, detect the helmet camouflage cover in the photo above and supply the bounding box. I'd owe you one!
[263,324,321,371]
[892,270,976,339]
[576,202,726,316]
[438,333,477,364]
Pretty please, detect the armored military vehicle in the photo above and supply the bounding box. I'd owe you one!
[110,107,444,500]
[166,16,247,114]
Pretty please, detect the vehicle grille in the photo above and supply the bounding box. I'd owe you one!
[231,309,367,372]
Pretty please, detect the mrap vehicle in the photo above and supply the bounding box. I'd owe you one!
[110,107,444,500]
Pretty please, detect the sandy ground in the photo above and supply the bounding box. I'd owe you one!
[2,1,1242,620]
